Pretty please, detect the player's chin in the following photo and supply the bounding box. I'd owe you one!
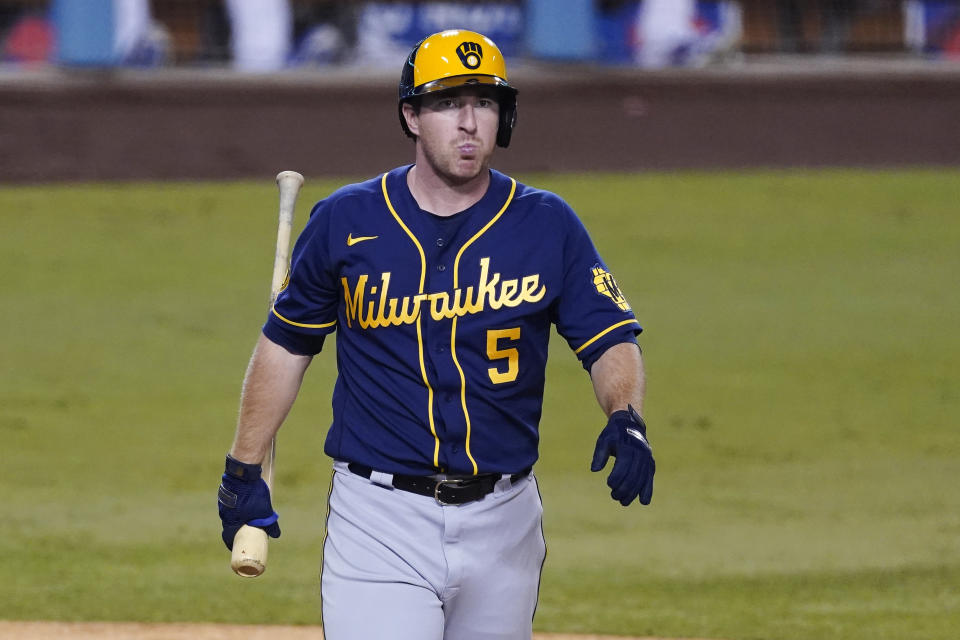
[454,153,490,177]
[445,160,483,183]
[455,158,481,174]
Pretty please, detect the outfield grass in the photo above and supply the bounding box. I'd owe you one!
[1,169,958,639]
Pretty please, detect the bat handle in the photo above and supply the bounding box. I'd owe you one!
[230,436,277,578]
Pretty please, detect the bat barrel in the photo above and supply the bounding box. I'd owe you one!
[270,171,304,303]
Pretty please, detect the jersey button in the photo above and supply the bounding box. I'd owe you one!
[451,445,460,454]
[437,264,446,272]
[436,238,445,247]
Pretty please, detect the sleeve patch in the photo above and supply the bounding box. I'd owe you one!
[591,264,631,311]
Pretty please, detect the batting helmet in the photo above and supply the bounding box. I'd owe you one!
[398,29,518,148]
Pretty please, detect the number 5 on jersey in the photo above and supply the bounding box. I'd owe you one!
[487,328,520,383]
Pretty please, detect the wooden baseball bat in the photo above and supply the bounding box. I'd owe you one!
[230,170,304,578]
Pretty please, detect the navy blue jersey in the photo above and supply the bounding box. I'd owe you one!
[264,166,641,475]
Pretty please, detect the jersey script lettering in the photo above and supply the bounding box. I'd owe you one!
[340,257,546,329]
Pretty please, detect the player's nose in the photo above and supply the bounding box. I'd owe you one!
[458,103,477,133]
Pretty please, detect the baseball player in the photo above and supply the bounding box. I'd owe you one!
[218,29,655,640]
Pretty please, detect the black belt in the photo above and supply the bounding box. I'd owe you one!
[347,463,530,506]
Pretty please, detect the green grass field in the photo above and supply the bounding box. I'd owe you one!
[2,169,958,639]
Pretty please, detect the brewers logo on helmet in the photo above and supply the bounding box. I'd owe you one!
[398,29,518,147]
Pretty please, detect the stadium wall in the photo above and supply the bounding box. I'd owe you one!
[1,66,958,182]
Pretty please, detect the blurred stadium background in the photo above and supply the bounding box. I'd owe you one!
[1,0,958,182]
[5,0,960,68]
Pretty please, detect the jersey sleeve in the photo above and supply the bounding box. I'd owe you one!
[262,200,339,355]
[551,201,642,371]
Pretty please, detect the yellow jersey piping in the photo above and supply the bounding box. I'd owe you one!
[574,319,641,355]
[451,178,517,475]
[381,173,440,468]
[271,306,337,329]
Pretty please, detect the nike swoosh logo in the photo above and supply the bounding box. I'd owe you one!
[347,233,378,246]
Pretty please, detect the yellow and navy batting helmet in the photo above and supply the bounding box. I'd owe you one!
[398,29,518,148]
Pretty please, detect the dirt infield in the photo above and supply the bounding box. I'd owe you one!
[1,63,958,183]
[0,621,715,640]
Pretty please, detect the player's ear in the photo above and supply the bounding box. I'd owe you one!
[401,101,421,138]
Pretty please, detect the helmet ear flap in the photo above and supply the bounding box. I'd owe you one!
[496,92,517,148]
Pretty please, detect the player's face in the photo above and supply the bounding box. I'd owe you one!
[409,87,500,184]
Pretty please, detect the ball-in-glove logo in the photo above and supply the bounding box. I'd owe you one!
[457,41,483,69]
[592,265,631,311]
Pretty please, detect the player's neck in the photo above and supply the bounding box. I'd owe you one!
[407,164,490,217]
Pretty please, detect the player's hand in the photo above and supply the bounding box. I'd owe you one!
[590,405,655,506]
[217,454,281,550]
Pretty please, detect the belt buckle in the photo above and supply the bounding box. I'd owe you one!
[433,478,466,506]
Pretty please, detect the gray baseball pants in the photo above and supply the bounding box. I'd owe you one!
[321,461,547,639]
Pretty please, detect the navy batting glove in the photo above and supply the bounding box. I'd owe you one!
[218,454,281,550]
[591,405,655,506]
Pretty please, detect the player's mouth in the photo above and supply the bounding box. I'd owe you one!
[457,142,479,157]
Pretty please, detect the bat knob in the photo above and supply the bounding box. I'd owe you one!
[231,525,269,578]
